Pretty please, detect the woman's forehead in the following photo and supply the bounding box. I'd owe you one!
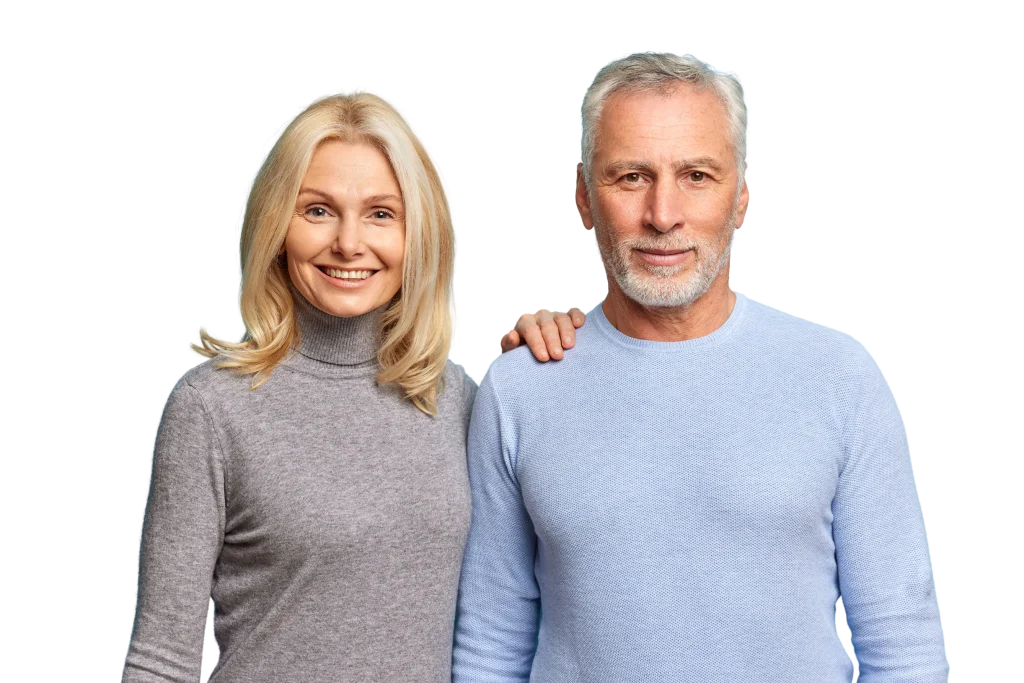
[302,140,403,200]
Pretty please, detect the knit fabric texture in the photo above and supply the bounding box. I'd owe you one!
[453,294,947,683]
[123,290,477,683]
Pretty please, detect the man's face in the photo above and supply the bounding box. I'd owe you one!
[576,84,749,308]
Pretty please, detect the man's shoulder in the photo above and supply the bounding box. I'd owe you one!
[484,346,559,392]
[484,319,607,392]
[743,297,877,376]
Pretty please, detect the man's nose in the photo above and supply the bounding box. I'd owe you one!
[644,178,686,233]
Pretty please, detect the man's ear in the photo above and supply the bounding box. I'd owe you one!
[733,174,750,230]
[575,163,594,230]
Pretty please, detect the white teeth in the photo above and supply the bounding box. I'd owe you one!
[325,268,372,280]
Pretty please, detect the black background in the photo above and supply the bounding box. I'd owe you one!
[128,50,950,643]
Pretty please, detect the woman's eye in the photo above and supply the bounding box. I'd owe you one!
[372,210,393,220]
[690,171,706,182]
[305,206,329,218]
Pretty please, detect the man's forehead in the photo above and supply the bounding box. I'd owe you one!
[602,86,728,133]
[596,86,732,162]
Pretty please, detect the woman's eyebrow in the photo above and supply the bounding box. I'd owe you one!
[296,187,403,205]
[364,194,404,205]
[296,187,334,201]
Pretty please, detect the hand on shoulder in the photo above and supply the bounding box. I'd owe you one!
[500,308,586,361]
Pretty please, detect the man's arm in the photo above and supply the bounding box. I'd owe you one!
[833,346,948,681]
[453,368,540,683]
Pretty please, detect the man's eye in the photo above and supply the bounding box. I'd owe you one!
[623,173,642,183]
[690,171,706,182]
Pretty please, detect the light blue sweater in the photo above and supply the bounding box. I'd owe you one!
[453,294,947,682]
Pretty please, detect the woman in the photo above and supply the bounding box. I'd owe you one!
[121,93,581,683]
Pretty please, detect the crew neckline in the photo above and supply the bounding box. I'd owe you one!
[591,293,748,352]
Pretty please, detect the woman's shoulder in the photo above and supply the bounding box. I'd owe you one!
[164,357,260,414]
[441,360,478,422]
[176,357,246,390]
[443,360,478,398]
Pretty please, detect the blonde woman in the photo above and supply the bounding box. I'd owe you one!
[121,94,581,683]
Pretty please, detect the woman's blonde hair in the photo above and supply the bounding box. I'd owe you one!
[194,93,454,415]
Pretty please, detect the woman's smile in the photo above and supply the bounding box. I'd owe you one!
[316,265,380,288]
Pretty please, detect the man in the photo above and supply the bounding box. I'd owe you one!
[452,53,948,682]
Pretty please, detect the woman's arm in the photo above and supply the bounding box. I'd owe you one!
[122,379,226,683]
[500,308,586,361]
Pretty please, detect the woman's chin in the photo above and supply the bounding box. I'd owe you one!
[315,291,386,318]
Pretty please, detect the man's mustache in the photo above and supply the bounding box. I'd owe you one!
[620,236,705,252]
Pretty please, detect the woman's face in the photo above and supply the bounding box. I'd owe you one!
[285,140,405,318]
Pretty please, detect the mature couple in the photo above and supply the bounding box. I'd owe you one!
[123,52,948,682]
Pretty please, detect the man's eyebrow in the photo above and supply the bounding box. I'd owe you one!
[296,189,403,206]
[602,157,726,177]
[673,157,725,173]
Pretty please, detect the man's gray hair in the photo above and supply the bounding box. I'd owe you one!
[581,53,747,185]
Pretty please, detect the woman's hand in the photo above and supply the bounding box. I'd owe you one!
[501,308,586,361]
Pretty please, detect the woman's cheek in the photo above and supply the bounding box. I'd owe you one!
[382,229,406,269]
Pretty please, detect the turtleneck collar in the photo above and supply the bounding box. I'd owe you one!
[290,285,385,366]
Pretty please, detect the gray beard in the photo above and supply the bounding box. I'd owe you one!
[595,219,735,309]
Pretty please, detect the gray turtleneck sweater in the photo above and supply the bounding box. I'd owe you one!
[122,293,477,683]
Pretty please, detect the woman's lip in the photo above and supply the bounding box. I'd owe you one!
[316,267,377,289]
[635,249,693,267]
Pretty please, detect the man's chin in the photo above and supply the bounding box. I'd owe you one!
[617,273,709,308]
[636,264,689,278]
[626,263,700,288]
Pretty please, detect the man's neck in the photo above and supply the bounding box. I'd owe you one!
[602,275,736,342]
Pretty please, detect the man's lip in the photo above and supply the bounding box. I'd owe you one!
[634,248,693,267]
[637,249,688,255]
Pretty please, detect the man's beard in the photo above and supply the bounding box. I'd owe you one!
[595,213,736,309]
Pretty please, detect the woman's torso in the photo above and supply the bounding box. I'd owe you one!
[206,356,474,682]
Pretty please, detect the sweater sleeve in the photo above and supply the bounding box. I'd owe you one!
[462,373,479,435]
[122,379,226,683]
[833,348,948,681]
[452,368,540,683]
